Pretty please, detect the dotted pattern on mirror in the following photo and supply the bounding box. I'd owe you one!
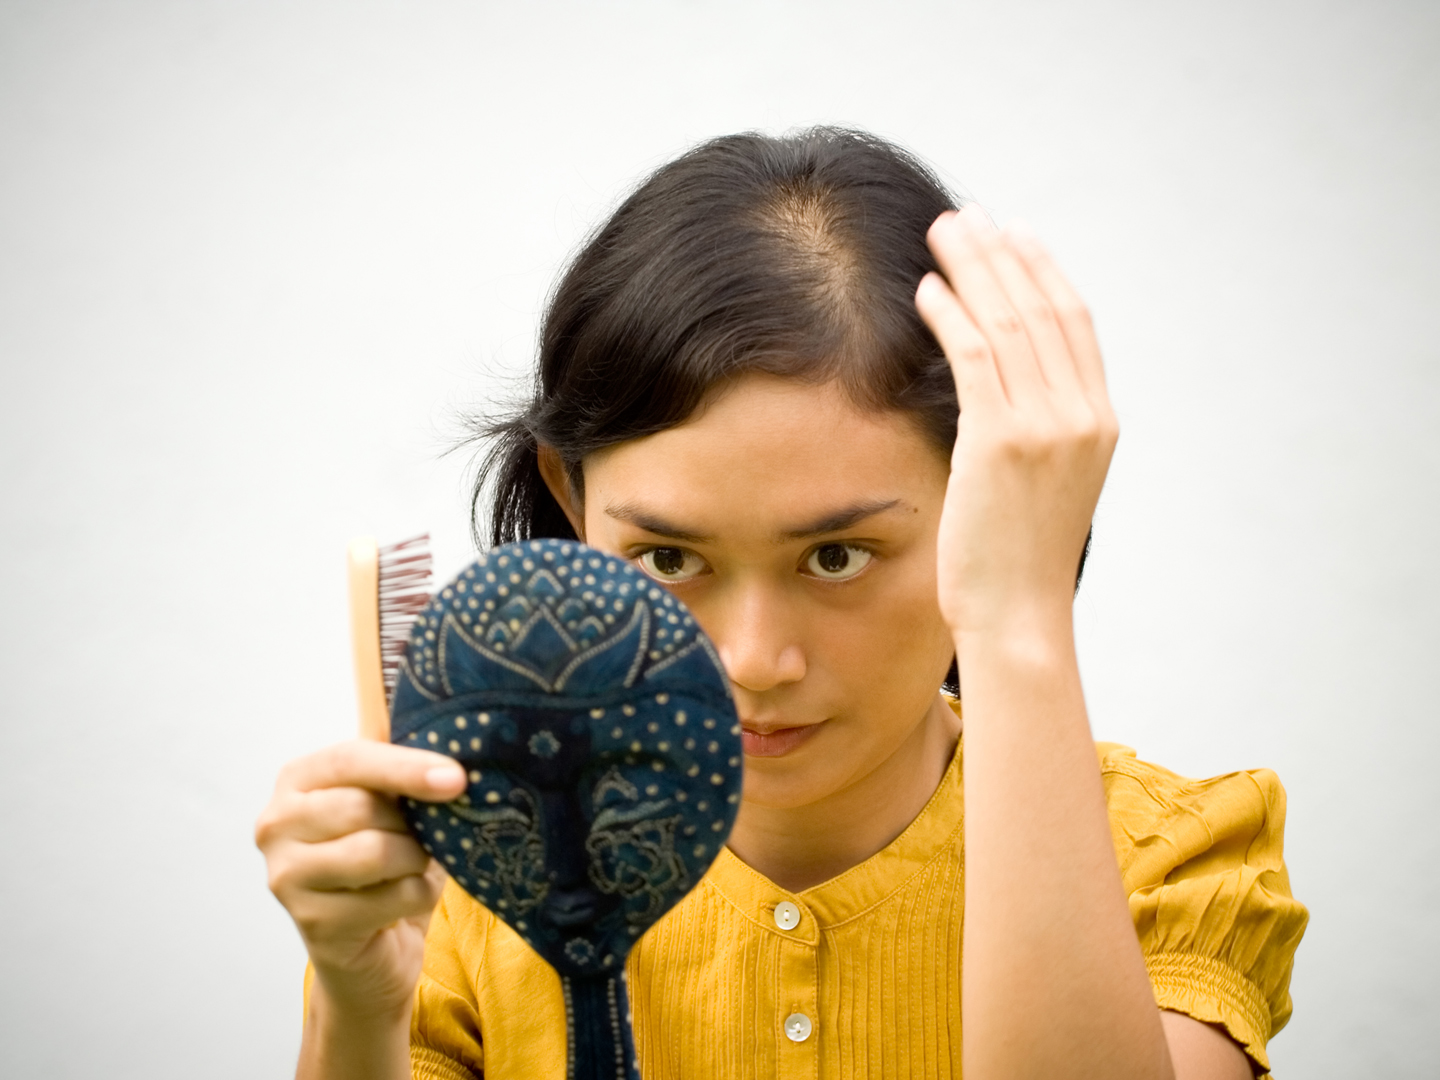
[388,538,742,973]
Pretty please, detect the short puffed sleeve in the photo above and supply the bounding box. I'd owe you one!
[1099,743,1309,1076]
[303,881,567,1079]
[411,879,569,1079]
[409,885,487,1080]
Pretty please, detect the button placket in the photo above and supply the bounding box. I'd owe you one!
[773,898,819,1077]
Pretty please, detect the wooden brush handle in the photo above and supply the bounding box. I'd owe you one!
[347,536,389,741]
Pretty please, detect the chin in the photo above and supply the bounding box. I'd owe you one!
[738,757,852,811]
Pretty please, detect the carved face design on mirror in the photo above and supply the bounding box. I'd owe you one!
[389,540,743,977]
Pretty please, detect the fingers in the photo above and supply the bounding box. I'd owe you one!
[256,741,459,901]
[267,785,412,844]
[289,828,434,892]
[921,207,1116,439]
[915,270,1005,414]
[1002,220,1113,418]
[925,206,1046,405]
[983,228,1086,401]
[278,739,466,802]
[256,739,458,994]
[264,815,437,912]
[287,864,448,945]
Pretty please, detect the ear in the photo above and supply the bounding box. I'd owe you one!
[537,444,586,540]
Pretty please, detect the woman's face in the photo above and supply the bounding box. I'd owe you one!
[573,373,955,810]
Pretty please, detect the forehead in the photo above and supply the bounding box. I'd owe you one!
[583,375,947,534]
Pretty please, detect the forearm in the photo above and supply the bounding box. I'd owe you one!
[297,980,414,1080]
[958,612,1173,1080]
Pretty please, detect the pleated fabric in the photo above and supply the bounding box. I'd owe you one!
[369,715,1308,1079]
[624,761,966,1080]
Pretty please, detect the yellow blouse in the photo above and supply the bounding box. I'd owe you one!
[353,725,1307,1079]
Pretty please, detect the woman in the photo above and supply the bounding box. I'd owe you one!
[255,128,1307,1079]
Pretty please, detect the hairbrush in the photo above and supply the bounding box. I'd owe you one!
[346,534,434,740]
[387,539,743,1080]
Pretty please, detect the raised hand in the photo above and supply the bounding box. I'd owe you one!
[915,205,1118,638]
[914,208,1189,1080]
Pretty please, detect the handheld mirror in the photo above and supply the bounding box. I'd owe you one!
[389,539,743,1080]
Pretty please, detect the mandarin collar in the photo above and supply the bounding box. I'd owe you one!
[699,722,964,937]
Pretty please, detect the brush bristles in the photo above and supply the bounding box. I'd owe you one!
[378,533,433,704]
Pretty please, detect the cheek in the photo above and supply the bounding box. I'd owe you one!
[818,554,954,702]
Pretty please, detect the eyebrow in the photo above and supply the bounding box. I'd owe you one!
[779,498,903,540]
[603,498,903,544]
[603,503,713,543]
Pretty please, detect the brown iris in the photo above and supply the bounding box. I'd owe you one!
[650,548,686,576]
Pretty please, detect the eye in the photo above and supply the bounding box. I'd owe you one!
[804,543,872,581]
[637,547,707,583]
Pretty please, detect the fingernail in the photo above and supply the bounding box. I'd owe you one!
[959,203,996,231]
[426,765,465,790]
[1004,218,1041,249]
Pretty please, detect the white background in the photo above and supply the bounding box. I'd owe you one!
[1,1,1436,1076]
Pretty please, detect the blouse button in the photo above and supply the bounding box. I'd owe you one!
[773,901,801,931]
[784,1013,812,1042]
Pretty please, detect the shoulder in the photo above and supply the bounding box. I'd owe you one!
[1094,743,1309,1076]
[1095,742,1292,883]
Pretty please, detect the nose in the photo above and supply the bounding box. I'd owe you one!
[712,581,806,693]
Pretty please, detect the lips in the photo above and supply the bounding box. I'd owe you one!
[740,721,824,758]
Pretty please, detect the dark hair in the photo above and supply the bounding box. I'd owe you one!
[465,126,1088,693]
[469,126,961,545]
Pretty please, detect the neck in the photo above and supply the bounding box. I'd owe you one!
[726,694,961,893]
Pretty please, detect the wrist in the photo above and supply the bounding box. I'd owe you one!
[950,602,1081,700]
[946,590,1076,646]
[300,979,414,1080]
[309,971,415,1033]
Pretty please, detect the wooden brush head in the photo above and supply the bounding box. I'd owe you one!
[347,534,433,740]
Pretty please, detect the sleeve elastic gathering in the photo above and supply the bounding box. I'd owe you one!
[1099,743,1309,1076]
